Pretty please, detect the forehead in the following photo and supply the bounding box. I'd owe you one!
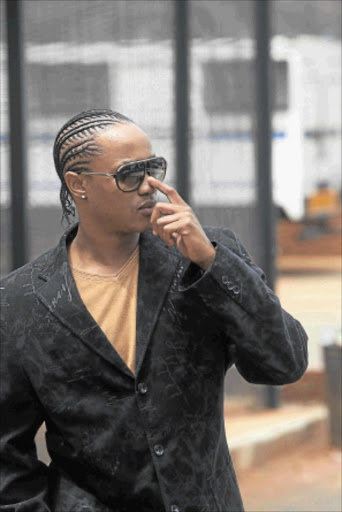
[95,123,152,160]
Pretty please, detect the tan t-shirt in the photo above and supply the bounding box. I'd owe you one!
[71,246,139,374]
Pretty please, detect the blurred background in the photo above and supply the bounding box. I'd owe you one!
[1,1,341,510]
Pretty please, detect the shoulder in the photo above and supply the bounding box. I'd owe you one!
[0,244,58,306]
[0,244,61,355]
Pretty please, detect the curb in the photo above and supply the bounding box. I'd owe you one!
[226,404,329,472]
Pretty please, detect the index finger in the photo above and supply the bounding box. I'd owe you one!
[147,176,187,206]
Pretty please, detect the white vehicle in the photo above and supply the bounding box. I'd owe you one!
[1,36,340,220]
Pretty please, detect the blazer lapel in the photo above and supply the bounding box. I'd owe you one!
[36,226,180,379]
[36,227,135,379]
[135,230,180,374]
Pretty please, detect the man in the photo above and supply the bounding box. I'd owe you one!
[0,109,308,511]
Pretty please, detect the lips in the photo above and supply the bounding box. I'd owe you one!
[138,200,156,210]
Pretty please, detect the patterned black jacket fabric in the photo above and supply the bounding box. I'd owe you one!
[0,225,308,512]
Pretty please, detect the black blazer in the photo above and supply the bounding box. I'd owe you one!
[0,225,308,512]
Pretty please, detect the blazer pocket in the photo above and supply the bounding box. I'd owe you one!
[210,458,245,512]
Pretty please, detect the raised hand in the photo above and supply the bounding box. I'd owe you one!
[147,176,216,270]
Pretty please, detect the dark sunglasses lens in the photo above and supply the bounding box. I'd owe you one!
[117,158,167,191]
[147,158,166,181]
[117,163,145,191]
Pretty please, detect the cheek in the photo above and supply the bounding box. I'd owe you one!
[86,181,137,219]
[92,190,134,218]
[89,183,116,208]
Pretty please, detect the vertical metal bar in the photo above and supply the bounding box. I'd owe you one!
[254,0,279,408]
[5,0,29,271]
[174,0,190,204]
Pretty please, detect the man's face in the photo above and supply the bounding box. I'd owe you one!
[77,123,158,234]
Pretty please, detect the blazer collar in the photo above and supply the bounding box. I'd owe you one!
[37,225,180,379]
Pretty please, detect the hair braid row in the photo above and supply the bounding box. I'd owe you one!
[53,109,134,225]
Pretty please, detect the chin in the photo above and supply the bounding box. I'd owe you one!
[136,216,153,233]
[122,220,152,234]
[139,225,152,233]
[136,222,152,233]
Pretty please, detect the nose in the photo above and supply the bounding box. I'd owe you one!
[138,172,156,195]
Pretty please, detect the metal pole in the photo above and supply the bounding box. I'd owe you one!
[254,0,279,408]
[5,0,29,270]
[174,0,190,204]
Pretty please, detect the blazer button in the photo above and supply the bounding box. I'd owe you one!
[154,444,165,456]
[170,506,180,512]
[222,276,229,285]
[137,382,148,394]
[227,281,234,290]
[233,285,240,294]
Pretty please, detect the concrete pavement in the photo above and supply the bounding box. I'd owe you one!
[226,403,329,473]
[238,444,341,512]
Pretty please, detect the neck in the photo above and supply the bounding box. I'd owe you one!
[69,222,140,275]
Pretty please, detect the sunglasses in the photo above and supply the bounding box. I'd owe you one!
[76,156,167,192]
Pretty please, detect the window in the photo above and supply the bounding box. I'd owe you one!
[203,59,288,114]
[28,63,110,117]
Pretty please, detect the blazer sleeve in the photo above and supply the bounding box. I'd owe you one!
[0,325,51,511]
[179,228,308,385]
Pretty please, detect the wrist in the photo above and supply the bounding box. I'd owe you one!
[196,245,216,271]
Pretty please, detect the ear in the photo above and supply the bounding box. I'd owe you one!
[64,171,87,200]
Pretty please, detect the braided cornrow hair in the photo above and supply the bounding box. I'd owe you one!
[53,108,134,225]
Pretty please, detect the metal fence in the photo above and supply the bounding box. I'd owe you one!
[2,0,264,269]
